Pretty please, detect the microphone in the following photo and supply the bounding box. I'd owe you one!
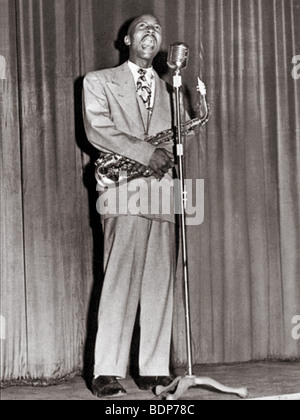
[167,42,189,70]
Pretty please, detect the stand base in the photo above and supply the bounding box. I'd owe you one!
[155,375,248,400]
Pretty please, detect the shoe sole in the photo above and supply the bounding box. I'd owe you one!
[92,389,127,398]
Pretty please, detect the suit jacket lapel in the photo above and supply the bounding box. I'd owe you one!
[106,64,172,137]
[106,63,147,134]
[148,72,172,136]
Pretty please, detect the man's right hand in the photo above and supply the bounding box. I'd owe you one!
[148,148,175,180]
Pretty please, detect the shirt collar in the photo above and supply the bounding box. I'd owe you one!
[127,60,154,81]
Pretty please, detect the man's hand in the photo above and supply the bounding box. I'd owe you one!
[148,148,174,180]
[130,149,174,180]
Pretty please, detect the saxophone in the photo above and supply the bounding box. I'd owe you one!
[95,78,209,187]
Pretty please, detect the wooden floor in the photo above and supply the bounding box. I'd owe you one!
[1,361,300,400]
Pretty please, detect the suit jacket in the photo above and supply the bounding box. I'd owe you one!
[83,62,182,223]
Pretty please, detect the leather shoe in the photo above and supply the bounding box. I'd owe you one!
[92,376,127,398]
[138,376,174,391]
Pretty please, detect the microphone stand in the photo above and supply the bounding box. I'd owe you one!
[155,68,248,401]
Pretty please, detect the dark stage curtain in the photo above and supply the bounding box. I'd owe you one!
[1,0,299,381]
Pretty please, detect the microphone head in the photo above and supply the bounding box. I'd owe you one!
[167,42,189,70]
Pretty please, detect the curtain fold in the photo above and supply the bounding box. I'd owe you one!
[0,0,28,381]
[1,0,299,382]
[1,0,95,381]
[172,0,300,365]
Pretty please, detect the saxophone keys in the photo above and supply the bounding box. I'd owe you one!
[143,169,153,177]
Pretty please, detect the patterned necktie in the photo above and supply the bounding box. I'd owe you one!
[136,68,152,109]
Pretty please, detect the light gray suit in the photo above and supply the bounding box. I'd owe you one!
[83,62,174,169]
[83,62,177,378]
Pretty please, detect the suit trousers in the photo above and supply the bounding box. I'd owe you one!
[94,216,175,379]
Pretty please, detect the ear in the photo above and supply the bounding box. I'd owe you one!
[124,35,131,46]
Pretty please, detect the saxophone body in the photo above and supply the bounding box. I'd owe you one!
[95,81,210,187]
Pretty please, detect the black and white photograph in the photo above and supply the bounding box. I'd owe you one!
[1,0,300,404]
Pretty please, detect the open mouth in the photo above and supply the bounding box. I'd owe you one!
[141,35,156,50]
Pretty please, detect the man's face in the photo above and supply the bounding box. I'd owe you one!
[125,15,162,67]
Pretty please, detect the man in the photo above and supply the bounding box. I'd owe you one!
[83,14,184,398]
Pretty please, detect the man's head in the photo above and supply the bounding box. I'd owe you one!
[124,14,162,68]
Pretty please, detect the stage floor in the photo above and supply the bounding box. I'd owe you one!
[1,361,300,400]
